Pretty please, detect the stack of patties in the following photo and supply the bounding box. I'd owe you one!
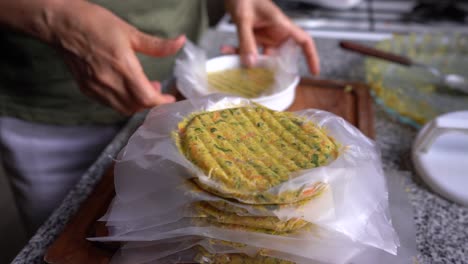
[173,105,339,262]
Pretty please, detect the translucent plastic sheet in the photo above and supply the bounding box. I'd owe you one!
[107,170,416,264]
[95,216,364,262]
[103,182,334,237]
[350,170,418,264]
[92,95,399,258]
[111,237,362,264]
[174,40,299,98]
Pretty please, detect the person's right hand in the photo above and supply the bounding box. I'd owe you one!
[45,1,184,115]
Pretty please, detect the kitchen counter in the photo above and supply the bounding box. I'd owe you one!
[12,30,468,264]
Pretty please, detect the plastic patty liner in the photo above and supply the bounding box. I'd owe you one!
[95,221,364,264]
[111,237,350,264]
[110,237,279,264]
[98,94,399,254]
[103,182,333,235]
[102,175,333,224]
[107,170,416,264]
[193,201,309,233]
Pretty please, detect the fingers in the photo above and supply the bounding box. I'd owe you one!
[263,45,275,56]
[87,78,174,115]
[124,53,175,109]
[63,52,138,115]
[237,22,258,67]
[131,31,186,57]
[290,27,320,75]
[220,45,238,55]
[77,53,175,114]
[126,32,179,109]
[128,73,175,110]
[81,81,135,115]
[150,81,162,92]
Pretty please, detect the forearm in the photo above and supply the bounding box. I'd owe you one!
[0,0,66,43]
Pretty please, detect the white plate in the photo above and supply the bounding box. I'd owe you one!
[412,111,468,206]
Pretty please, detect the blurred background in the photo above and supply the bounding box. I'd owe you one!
[216,0,468,40]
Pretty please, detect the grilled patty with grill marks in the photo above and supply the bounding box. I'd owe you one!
[195,201,309,233]
[175,106,338,204]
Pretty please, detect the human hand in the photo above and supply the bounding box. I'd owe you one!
[225,0,320,75]
[45,1,184,115]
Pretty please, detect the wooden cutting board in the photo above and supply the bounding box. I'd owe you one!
[44,78,374,264]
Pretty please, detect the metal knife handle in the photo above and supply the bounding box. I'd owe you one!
[339,41,413,66]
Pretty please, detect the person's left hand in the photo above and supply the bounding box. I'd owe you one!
[225,0,320,75]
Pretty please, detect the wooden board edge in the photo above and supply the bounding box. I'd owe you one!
[352,84,375,139]
[44,166,116,263]
[298,78,374,139]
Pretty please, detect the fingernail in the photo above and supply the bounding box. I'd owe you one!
[245,54,256,67]
[150,81,161,90]
[173,35,186,45]
[164,95,176,103]
[220,45,230,54]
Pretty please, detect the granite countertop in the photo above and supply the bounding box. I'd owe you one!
[12,30,468,264]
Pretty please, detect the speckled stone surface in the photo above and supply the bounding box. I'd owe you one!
[12,30,468,264]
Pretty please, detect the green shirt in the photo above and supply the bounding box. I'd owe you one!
[0,0,207,125]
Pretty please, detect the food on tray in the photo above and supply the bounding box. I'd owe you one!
[104,92,397,264]
[207,68,274,98]
[205,196,317,216]
[195,201,309,233]
[195,246,294,264]
[175,106,338,204]
[185,180,322,215]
